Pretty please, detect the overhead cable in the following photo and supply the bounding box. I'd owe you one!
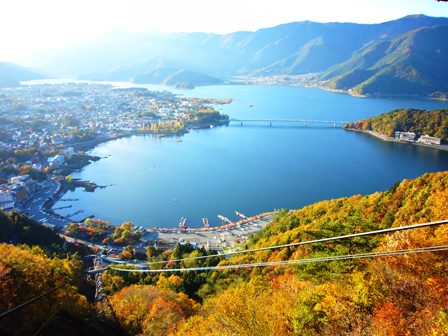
[122,219,448,266]
[110,244,448,273]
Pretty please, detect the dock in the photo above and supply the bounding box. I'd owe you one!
[143,212,276,249]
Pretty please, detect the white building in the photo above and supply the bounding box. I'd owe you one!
[63,147,75,159]
[10,175,39,194]
[395,131,416,142]
[47,155,65,168]
[417,135,442,145]
[0,192,15,210]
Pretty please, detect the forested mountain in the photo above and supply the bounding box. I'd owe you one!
[0,210,72,253]
[0,244,121,335]
[0,211,122,335]
[322,25,448,96]
[1,171,448,334]
[344,108,448,142]
[22,15,448,95]
[175,171,448,335]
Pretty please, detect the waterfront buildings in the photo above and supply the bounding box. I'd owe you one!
[417,134,442,145]
[395,131,416,142]
[0,192,14,210]
[0,174,40,208]
[394,132,443,146]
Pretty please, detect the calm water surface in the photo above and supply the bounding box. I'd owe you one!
[53,84,448,228]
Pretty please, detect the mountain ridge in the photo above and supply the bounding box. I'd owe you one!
[322,25,448,96]
[14,14,448,95]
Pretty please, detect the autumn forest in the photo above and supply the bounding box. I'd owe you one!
[1,171,448,335]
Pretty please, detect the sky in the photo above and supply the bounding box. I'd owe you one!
[1,0,447,62]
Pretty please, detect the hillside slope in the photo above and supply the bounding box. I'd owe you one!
[344,108,448,142]
[322,25,448,96]
[0,62,43,84]
[177,171,448,335]
[97,171,448,335]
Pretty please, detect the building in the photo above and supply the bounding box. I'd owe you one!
[417,135,442,145]
[47,155,65,168]
[51,135,64,146]
[395,131,416,142]
[0,191,14,210]
[63,147,75,160]
[10,175,39,195]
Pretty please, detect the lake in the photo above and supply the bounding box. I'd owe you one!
[52,84,448,228]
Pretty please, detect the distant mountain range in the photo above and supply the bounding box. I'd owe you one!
[0,62,43,87]
[3,14,448,95]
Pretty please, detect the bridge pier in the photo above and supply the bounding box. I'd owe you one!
[241,121,243,126]
[270,122,272,127]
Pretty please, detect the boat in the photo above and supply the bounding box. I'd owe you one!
[202,217,210,230]
[217,215,232,224]
[178,217,187,230]
[234,210,248,219]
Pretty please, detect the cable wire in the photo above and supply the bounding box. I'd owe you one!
[109,219,448,267]
[0,283,68,320]
[110,244,448,273]
[32,310,60,336]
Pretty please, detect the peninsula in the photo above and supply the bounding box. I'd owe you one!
[344,108,448,151]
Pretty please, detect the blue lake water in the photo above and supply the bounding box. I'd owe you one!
[52,84,448,228]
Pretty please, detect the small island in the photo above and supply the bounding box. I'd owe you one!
[344,108,448,150]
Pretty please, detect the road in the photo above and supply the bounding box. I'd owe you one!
[17,179,69,227]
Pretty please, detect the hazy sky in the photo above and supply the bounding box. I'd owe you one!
[1,0,447,62]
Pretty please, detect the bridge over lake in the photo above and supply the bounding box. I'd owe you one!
[229,118,351,127]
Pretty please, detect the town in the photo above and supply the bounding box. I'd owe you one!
[0,83,231,235]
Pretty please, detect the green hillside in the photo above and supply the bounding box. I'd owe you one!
[344,108,448,143]
[322,25,448,96]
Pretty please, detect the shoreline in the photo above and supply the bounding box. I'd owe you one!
[344,128,448,152]
[144,213,276,250]
[230,77,447,101]
[45,121,230,225]
[58,212,276,253]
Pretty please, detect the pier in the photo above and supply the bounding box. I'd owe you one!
[144,212,276,249]
[147,212,274,234]
[218,215,232,224]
